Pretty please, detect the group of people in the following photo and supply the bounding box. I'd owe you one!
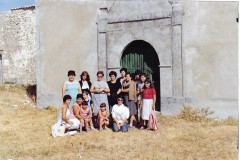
[51,68,158,138]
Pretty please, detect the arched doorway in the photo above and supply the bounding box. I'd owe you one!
[120,40,161,111]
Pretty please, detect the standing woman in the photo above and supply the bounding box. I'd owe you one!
[139,79,156,129]
[116,68,127,85]
[107,71,122,112]
[121,72,137,127]
[137,73,147,125]
[79,71,92,98]
[90,71,110,127]
[62,70,82,110]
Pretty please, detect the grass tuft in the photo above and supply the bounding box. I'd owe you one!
[45,105,57,112]
[178,105,214,122]
[224,117,238,126]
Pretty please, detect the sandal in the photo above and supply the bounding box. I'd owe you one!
[139,127,144,130]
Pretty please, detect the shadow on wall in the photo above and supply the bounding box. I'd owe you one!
[26,84,36,103]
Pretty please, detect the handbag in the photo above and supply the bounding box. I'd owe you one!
[148,110,158,131]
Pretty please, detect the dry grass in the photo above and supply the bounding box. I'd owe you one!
[178,105,214,122]
[0,86,238,160]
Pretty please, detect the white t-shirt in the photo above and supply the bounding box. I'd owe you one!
[111,104,130,123]
[82,81,89,89]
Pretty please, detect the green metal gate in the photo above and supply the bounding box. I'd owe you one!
[120,40,160,111]
[120,53,154,82]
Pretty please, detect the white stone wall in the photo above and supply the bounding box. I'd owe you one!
[37,0,100,107]
[37,1,238,118]
[105,1,171,21]
[182,1,238,118]
[0,9,36,84]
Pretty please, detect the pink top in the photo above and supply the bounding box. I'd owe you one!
[142,88,156,99]
[81,108,88,118]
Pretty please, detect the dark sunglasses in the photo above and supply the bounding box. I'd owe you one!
[117,99,123,101]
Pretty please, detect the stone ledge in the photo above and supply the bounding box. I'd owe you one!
[106,18,172,32]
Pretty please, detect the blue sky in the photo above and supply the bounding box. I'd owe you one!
[0,0,35,12]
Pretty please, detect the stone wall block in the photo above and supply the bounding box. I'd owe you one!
[172,4,183,25]
[172,25,183,97]
[0,9,36,84]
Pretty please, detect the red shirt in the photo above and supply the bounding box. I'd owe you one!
[142,88,156,99]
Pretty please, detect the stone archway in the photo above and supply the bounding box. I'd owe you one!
[97,1,184,115]
[120,40,161,111]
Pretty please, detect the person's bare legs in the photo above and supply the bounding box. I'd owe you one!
[85,118,90,131]
[93,116,98,128]
[130,115,136,127]
[90,118,94,129]
[99,118,104,131]
[103,120,109,129]
[80,119,84,133]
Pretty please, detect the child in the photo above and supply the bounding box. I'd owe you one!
[79,101,91,132]
[98,103,109,131]
[82,91,94,129]
[140,79,156,130]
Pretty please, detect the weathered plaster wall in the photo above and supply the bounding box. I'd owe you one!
[0,13,5,84]
[182,1,238,118]
[37,0,238,118]
[0,13,5,48]
[105,0,171,21]
[37,0,100,107]
[0,9,36,84]
[98,0,172,77]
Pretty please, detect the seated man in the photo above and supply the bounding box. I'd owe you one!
[111,96,130,132]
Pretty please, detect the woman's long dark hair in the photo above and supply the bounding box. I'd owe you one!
[143,79,153,89]
[80,71,90,81]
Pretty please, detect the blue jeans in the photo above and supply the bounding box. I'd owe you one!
[113,122,128,132]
